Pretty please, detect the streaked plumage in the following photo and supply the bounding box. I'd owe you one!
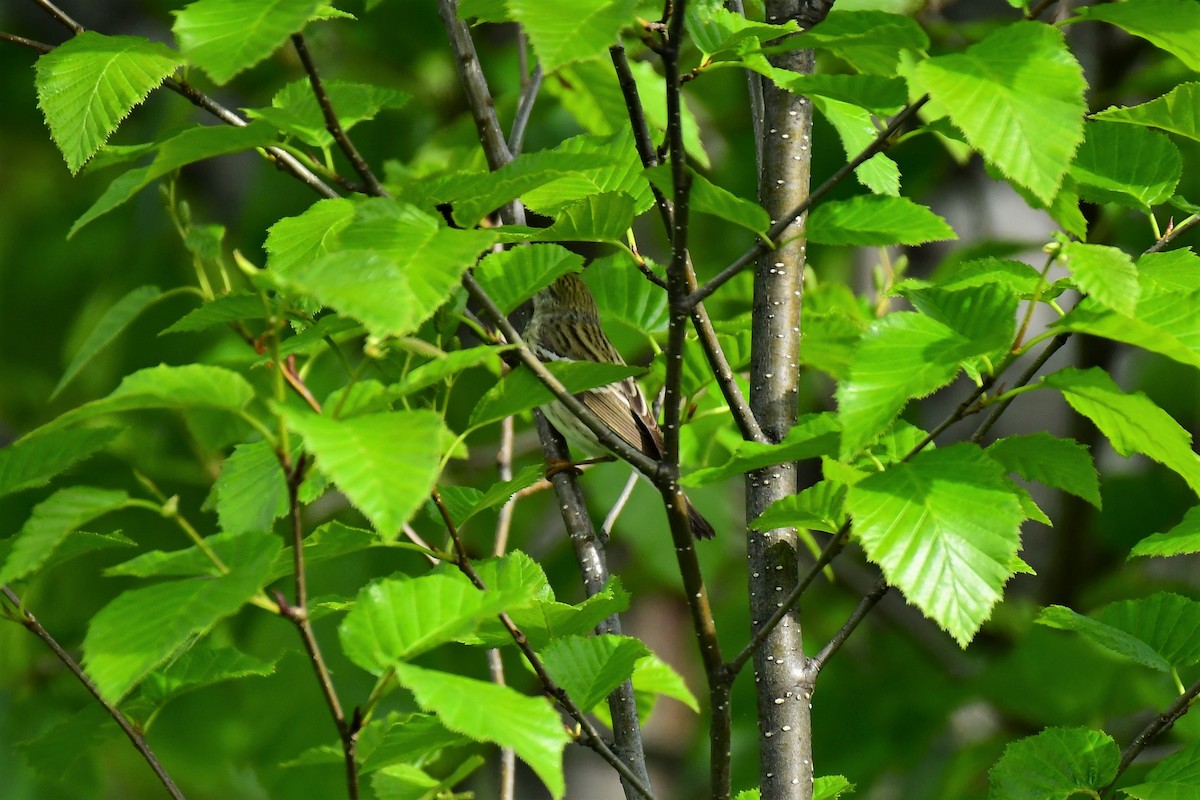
[525,273,716,540]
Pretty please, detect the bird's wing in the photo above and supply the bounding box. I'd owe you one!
[578,378,663,460]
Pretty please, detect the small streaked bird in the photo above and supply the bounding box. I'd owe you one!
[524,273,716,540]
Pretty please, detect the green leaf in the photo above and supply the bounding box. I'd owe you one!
[161,292,265,334]
[83,533,278,703]
[469,361,643,429]
[498,192,637,244]
[836,313,975,458]
[1130,505,1200,558]
[1054,289,1200,370]
[686,5,799,58]
[389,345,509,398]
[910,22,1085,204]
[1069,121,1181,211]
[359,712,470,772]
[520,131,655,216]
[1139,248,1200,293]
[141,644,277,705]
[457,464,545,526]
[273,202,496,338]
[988,727,1118,800]
[0,487,130,584]
[339,573,531,674]
[848,444,1025,646]
[646,165,770,236]
[1044,367,1200,496]
[285,409,449,539]
[263,198,356,275]
[245,78,409,148]
[71,121,279,236]
[1122,741,1200,800]
[35,32,182,174]
[1093,83,1200,144]
[775,72,907,115]
[584,253,670,336]
[1038,593,1200,673]
[543,58,709,168]
[468,577,630,649]
[473,244,585,316]
[750,480,848,533]
[1061,242,1139,317]
[370,765,440,800]
[810,97,901,196]
[508,0,638,73]
[778,10,929,74]
[172,0,325,84]
[106,530,276,579]
[0,427,121,498]
[212,440,288,535]
[683,413,840,486]
[53,285,163,399]
[807,196,955,246]
[903,283,1017,357]
[1073,0,1200,71]
[391,663,571,798]
[44,364,255,435]
[449,151,617,227]
[629,654,699,714]
[816,776,855,800]
[268,521,383,580]
[539,634,649,713]
[987,433,1101,509]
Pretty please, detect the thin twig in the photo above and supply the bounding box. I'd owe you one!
[601,471,641,537]
[430,490,660,800]
[1,586,187,800]
[32,0,82,32]
[486,648,517,800]
[437,0,513,171]
[689,95,930,307]
[290,33,387,196]
[278,467,360,800]
[1144,213,1200,255]
[971,333,1070,444]
[609,43,767,445]
[805,579,889,675]
[0,30,52,52]
[494,415,517,556]
[507,63,543,156]
[726,522,850,676]
[1102,676,1200,797]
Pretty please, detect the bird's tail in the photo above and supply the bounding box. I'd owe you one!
[686,498,716,540]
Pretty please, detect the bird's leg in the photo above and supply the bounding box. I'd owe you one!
[544,454,616,479]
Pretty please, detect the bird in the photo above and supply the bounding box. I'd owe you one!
[523,272,716,539]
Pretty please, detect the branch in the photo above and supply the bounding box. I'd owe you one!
[609,44,767,445]
[689,95,930,307]
[290,33,387,196]
[430,490,660,800]
[536,415,655,800]
[1,585,187,800]
[278,467,360,800]
[727,522,850,676]
[437,0,513,171]
[971,333,1070,444]
[1102,676,1200,797]
[1144,212,1200,255]
[805,579,889,675]
[507,62,543,156]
